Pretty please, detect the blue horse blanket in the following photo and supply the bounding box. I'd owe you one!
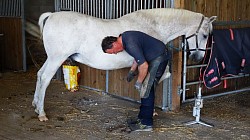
[201,28,250,89]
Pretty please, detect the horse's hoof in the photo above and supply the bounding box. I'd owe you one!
[153,109,158,116]
[38,116,48,122]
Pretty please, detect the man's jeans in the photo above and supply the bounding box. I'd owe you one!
[138,60,168,126]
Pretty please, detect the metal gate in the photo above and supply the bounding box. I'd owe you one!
[55,0,174,18]
[182,23,250,103]
[54,0,174,111]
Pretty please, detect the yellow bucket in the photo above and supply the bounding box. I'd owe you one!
[62,65,80,92]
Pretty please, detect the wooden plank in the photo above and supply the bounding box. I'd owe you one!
[174,0,185,8]
[170,39,182,111]
[78,64,106,91]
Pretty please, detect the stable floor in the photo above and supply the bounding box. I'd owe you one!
[0,67,249,140]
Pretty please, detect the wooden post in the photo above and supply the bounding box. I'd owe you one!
[171,39,182,111]
[169,0,185,111]
[174,0,185,9]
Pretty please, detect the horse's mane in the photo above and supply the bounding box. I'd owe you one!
[122,8,203,24]
[142,8,201,17]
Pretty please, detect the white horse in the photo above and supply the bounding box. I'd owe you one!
[33,8,216,121]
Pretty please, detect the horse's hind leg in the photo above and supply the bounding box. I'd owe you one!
[33,59,48,108]
[33,57,67,121]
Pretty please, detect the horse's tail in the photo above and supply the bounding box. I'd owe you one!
[38,12,52,34]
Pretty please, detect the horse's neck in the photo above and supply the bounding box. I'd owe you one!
[122,9,202,43]
[157,13,202,43]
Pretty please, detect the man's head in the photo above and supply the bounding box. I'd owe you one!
[101,36,123,54]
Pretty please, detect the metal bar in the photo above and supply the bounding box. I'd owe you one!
[183,87,250,103]
[133,0,136,11]
[54,0,58,12]
[112,0,115,18]
[182,38,187,102]
[129,0,132,13]
[126,0,128,13]
[159,0,162,8]
[61,0,63,10]
[168,75,173,110]
[5,0,8,16]
[21,0,26,71]
[106,0,109,19]
[101,0,104,18]
[162,78,168,111]
[3,0,6,16]
[119,0,122,17]
[97,0,99,17]
[82,0,84,13]
[80,0,83,13]
[15,0,18,16]
[91,0,93,16]
[105,70,109,93]
[93,0,96,17]
[186,74,250,86]
[97,0,100,18]
[59,0,61,11]
[170,0,175,8]
[186,64,207,69]
[136,0,139,10]
[11,0,14,16]
[86,0,89,15]
[7,0,11,16]
[73,0,75,12]
[0,0,2,15]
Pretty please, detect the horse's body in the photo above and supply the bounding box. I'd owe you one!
[33,8,216,121]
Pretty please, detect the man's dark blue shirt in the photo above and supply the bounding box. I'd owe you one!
[121,31,166,65]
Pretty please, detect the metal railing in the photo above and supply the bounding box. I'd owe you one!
[55,0,174,18]
[0,0,22,17]
[182,24,250,103]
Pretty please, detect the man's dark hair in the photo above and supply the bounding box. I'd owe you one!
[101,36,117,53]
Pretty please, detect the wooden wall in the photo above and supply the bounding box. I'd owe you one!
[0,17,23,71]
[78,65,164,107]
[184,0,250,23]
[183,0,250,98]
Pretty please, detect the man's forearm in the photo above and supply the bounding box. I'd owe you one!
[130,60,138,71]
[137,61,148,83]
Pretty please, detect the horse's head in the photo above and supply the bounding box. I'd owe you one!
[186,16,217,62]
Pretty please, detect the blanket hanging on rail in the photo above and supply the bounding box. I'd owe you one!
[201,28,250,89]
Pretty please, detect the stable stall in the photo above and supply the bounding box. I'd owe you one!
[0,0,26,71]
[51,0,250,112]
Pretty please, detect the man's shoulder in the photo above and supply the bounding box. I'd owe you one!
[123,30,145,35]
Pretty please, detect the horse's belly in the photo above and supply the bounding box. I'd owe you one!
[72,53,134,70]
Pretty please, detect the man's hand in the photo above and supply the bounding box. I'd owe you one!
[134,81,142,92]
[127,70,137,82]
